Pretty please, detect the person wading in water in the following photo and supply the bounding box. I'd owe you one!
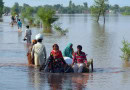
[72,45,87,73]
[24,25,32,44]
[31,34,47,67]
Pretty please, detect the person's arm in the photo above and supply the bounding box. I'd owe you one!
[24,30,27,38]
[72,53,76,65]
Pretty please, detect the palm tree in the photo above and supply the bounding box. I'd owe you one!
[37,7,58,33]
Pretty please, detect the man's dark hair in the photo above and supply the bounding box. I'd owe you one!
[26,25,29,29]
[37,39,42,42]
[77,45,82,50]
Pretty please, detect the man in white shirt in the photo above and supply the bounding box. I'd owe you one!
[31,34,47,66]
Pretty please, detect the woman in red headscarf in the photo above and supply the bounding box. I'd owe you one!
[48,44,66,72]
[51,44,63,59]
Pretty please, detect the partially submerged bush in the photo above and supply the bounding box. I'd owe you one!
[121,40,130,61]
[53,24,68,35]
[37,7,58,33]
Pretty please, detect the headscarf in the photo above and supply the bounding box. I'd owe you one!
[52,44,59,50]
[51,44,63,59]
[62,43,73,58]
[32,39,37,45]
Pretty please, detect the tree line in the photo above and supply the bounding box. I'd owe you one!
[2,1,130,15]
[1,0,130,32]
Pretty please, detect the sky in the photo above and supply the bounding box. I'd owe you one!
[3,0,130,7]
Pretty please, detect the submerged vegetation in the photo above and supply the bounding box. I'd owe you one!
[1,0,130,33]
[53,24,68,35]
[37,7,58,33]
[122,12,130,15]
[90,0,108,23]
[121,40,130,61]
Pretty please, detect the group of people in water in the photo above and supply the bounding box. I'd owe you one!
[10,15,91,73]
[26,31,89,73]
[11,15,22,32]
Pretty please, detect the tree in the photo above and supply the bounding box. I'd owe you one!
[83,2,88,8]
[11,2,20,16]
[3,6,11,15]
[113,4,120,13]
[83,2,88,13]
[0,0,4,17]
[69,0,73,8]
[120,6,130,15]
[91,0,108,23]
[21,5,34,24]
[37,7,58,33]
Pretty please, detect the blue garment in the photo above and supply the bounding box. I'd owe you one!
[62,43,73,58]
[17,21,22,28]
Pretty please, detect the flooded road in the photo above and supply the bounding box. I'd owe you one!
[0,15,130,90]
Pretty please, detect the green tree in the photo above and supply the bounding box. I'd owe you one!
[0,0,4,17]
[68,0,76,14]
[21,4,34,24]
[83,2,88,8]
[120,6,130,15]
[83,2,88,13]
[37,7,58,33]
[113,4,120,13]
[91,0,108,23]
[11,2,20,16]
[3,6,11,15]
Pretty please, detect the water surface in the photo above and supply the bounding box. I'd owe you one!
[0,14,130,90]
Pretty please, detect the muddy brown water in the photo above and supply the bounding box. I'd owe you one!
[0,14,130,90]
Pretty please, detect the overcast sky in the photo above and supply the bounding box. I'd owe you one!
[3,0,130,7]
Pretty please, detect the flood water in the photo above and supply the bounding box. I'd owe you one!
[0,14,130,90]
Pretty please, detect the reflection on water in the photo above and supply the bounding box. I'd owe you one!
[90,23,111,68]
[18,31,22,43]
[0,15,130,90]
[68,14,76,24]
[27,66,93,90]
[123,61,130,68]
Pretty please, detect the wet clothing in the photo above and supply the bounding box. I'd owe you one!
[11,16,15,21]
[17,21,22,29]
[44,50,66,72]
[73,63,84,73]
[27,45,34,65]
[72,51,87,64]
[63,43,73,58]
[72,51,87,73]
[25,29,32,43]
[50,50,66,65]
[47,56,65,72]
[31,42,47,66]
[27,52,34,65]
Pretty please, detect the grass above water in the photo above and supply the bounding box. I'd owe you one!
[121,40,130,61]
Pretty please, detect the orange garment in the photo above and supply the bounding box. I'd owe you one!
[27,52,34,65]
[27,45,34,65]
